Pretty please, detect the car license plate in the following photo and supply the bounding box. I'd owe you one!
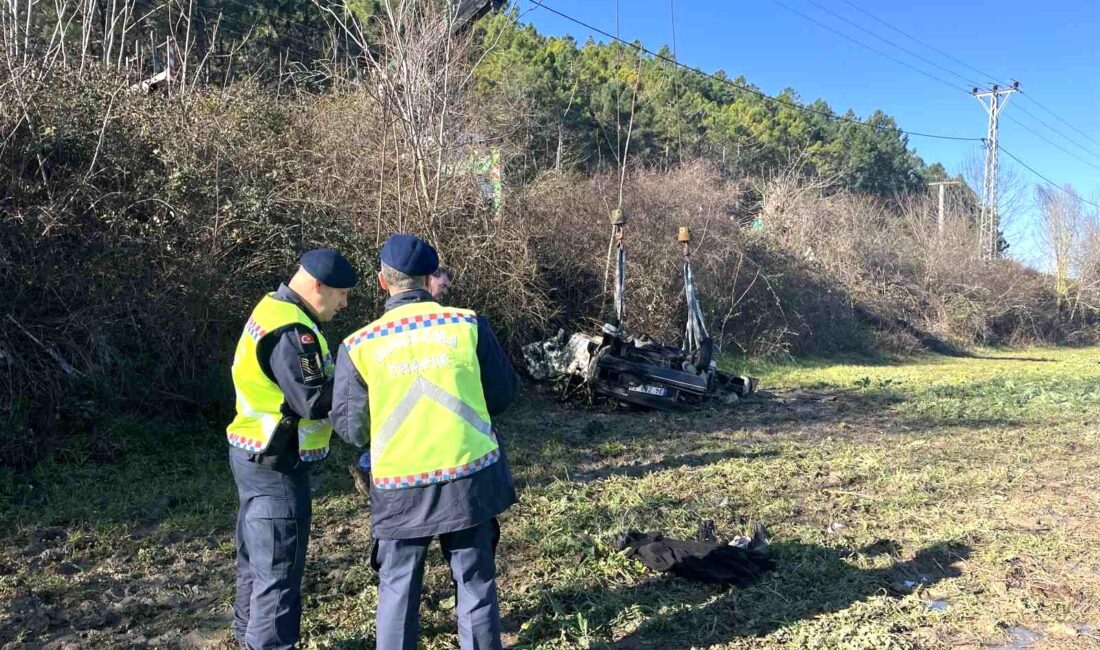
[629,384,668,397]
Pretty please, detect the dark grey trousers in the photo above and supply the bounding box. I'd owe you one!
[373,519,501,650]
[229,447,312,650]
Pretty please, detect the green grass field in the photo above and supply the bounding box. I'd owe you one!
[2,347,1098,648]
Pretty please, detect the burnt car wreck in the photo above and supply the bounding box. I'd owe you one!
[523,217,757,412]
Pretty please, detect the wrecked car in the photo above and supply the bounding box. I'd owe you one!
[523,220,757,411]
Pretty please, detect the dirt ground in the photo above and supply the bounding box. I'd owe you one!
[2,348,1098,649]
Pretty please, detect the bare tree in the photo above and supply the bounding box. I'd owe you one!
[1036,183,1084,314]
[752,149,841,260]
[315,0,505,227]
[1066,193,1100,316]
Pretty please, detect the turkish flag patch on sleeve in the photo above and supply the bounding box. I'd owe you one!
[300,332,316,346]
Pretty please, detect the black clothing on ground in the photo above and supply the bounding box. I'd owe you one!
[614,529,775,586]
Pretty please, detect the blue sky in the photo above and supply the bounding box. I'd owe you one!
[520,0,1100,267]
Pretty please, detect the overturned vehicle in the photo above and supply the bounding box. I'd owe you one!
[523,216,757,412]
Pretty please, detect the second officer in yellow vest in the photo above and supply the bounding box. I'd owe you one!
[332,234,518,650]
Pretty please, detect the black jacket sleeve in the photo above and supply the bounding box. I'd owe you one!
[475,315,518,416]
[266,325,333,420]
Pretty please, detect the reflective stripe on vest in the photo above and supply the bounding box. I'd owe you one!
[344,301,498,489]
[226,294,334,461]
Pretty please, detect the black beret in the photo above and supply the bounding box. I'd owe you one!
[380,234,439,276]
[300,248,357,288]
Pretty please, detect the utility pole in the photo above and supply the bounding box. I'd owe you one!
[928,181,961,235]
[972,82,1019,260]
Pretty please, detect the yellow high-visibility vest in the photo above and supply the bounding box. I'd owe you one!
[343,301,499,489]
[226,294,334,462]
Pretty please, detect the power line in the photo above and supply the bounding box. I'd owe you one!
[1002,113,1100,175]
[1019,92,1100,152]
[769,0,1100,201]
[527,0,981,142]
[798,0,984,88]
[998,144,1100,210]
[766,0,968,95]
[1010,101,1100,166]
[823,1,1100,207]
[799,3,1100,212]
[838,0,1006,86]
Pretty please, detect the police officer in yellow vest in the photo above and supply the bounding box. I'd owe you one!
[332,234,518,650]
[227,248,357,649]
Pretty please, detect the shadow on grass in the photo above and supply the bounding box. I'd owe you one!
[501,382,1029,491]
[569,448,780,484]
[504,540,970,648]
[966,355,1057,362]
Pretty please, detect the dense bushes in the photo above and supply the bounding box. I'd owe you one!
[1,61,1093,469]
[0,68,550,467]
